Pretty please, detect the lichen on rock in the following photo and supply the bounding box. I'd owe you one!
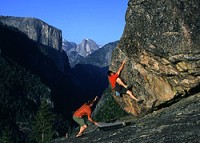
[109,0,200,116]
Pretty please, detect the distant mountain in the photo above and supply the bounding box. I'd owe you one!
[0,16,69,74]
[62,40,84,67]
[0,16,62,50]
[76,39,100,57]
[62,39,77,52]
[65,49,84,68]
[79,41,119,67]
[62,39,99,68]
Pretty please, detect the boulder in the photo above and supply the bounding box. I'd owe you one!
[110,0,200,116]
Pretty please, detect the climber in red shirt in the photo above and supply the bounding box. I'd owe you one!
[108,60,143,104]
[73,96,98,137]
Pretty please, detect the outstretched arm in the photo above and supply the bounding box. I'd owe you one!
[90,96,98,105]
[93,96,98,101]
[88,116,98,125]
[88,97,98,125]
[116,60,125,75]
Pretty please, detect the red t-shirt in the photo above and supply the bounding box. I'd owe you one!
[73,103,92,118]
[108,73,119,89]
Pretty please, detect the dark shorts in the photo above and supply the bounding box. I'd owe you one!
[114,83,128,94]
[73,116,87,126]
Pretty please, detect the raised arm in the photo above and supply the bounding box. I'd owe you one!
[88,97,98,125]
[116,60,125,75]
[90,96,98,105]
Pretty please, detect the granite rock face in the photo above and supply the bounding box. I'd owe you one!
[0,16,62,50]
[0,16,70,73]
[76,39,100,57]
[53,93,200,143]
[62,39,101,67]
[78,41,118,68]
[109,0,200,116]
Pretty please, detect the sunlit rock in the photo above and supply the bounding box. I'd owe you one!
[110,0,200,116]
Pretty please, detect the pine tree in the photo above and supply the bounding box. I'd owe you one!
[0,127,13,143]
[30,100,55,143]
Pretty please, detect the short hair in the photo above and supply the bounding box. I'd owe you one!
[86,100,93,105]
[107,70,114,76]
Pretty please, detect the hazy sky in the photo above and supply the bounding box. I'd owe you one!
[0,0,128,46]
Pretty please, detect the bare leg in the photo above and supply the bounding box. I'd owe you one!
[116,78,128,88]
[116,78,139,101]
[126,90,139,101]
[76,124,87,137]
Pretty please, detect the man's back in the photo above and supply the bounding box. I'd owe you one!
[73,103,91,118]
[108,73,119,89]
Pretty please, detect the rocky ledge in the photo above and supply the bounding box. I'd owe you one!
[51,93,200,143]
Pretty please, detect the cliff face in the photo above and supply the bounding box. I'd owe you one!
[110,0,200,116]
[0,16,70,73]
[0,16,62,50]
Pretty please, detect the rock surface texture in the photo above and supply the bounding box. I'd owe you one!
[0,16,70,73]
[52,93,200,143]
[109,0,200,116]
[0,16,62,50]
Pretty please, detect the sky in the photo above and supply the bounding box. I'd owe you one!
[0,0,128,46]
